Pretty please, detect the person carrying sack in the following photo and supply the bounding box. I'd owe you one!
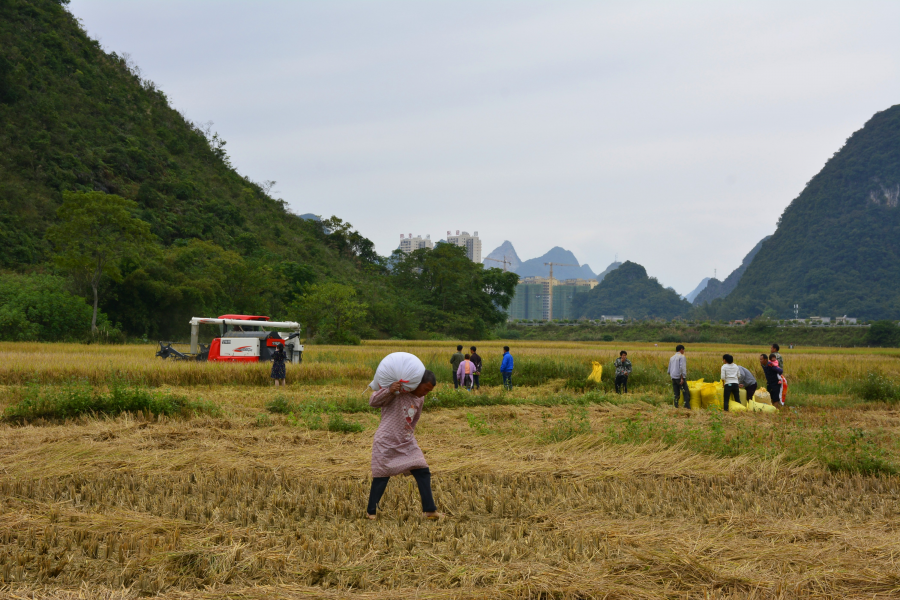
[366,353,442,520]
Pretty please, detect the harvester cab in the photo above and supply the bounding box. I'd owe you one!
[157,315,303,363]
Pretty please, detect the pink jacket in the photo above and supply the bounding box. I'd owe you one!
[456,360,475,382]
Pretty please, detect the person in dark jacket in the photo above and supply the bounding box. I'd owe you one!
[614,351,632,394]
[469,346,482,390]
[450,345,464,389]
[759,353,784,408]
[500,346,514,390]
[271,344,287,386]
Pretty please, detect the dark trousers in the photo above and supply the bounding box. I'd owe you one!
[502,372,512,390]
[367,467,436,515]
[452,371,459,389]
[767,383,782,406]
[723,383,740,411]
[462,374,472,390]
[672,379,691,408]
[744,383,757,401]
[615,374,628,394]
[472,374,480,389]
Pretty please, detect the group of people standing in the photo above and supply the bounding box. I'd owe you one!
[669,343,787,411]
[450,345,515,391]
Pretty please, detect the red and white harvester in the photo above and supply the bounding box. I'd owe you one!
[156,315,303,363]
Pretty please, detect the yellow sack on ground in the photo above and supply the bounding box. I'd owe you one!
[748,400,776,413]
[753,389,772,405]
[686,379,704,410]
[588,362,603,383]
[700,383,723,410]
[729,400,747,412]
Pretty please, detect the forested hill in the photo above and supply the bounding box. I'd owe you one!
[572,261,692,320]
[0,0,518,341]
[712,104,900,320]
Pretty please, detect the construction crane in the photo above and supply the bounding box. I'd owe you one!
[543,262,578,320]
[484,256,512,271]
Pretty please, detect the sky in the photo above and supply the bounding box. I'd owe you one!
[69,0,900,295]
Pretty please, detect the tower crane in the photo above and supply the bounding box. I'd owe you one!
[543,262,578,320]
[484,256,512,271]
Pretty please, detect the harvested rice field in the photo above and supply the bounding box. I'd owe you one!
[0,341,899,599]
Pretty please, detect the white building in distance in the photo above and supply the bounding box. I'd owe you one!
[446,230,482,263]
[399,233,433,254]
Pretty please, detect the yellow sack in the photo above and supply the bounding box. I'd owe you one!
[686,379,705,410]
[729,400,747,412]
[753,388,772,405]
[748,400,776,413]
[700,383,722,410]
[588,361,603,383]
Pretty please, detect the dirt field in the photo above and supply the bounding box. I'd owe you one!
[0,342,898,598]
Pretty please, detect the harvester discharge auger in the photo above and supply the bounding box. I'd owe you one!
[156,314,303,363]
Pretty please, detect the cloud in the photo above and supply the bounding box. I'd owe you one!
[70,0,900,294]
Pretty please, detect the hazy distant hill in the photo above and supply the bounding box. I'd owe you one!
[573,261,692,320]
[693,236,770,306]
[596,261,622,282]
[685,277,711,303]
[714,104,900,319]
[484,240,522,271]
[515,247,596,280]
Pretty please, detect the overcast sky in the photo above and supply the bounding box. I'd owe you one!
[69,0,900,294]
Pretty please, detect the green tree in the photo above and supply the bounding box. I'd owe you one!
[865,320,900,347]
[293,282,368,344]
[46,191,153,333]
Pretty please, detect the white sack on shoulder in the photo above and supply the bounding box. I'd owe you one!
[369,352,426,392]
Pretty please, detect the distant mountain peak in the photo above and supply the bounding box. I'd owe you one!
[484,241,522,271]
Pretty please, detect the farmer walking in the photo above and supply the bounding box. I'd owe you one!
[759,354,784,409]
[450,345,464,389]
[469,346,482,390]
[500,346,514,390]
[271,343,287,386]
[737,363,757,401]
[456,354,476,391]
[668,345,690,409]
[614,350,632,394]
[366,355,441,520]
[720,354,740,411]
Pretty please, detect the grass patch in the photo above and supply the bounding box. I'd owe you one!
[604,409,897,475]
[3,382,219,423]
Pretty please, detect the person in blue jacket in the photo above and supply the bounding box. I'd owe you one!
[500,346,514,390]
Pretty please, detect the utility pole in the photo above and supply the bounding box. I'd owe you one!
[484,256,511,271]
[794,304,799,321]
[543,262,578,320]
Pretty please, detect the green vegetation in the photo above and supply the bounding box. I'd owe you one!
[0,0,515,343]
[502,320,876,346]
[0,273,118,341]
[710,104,900,320]
[563,261,697,321]
[573,262,693,320]
[3,381,218,422]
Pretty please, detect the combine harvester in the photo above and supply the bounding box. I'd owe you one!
[156,314,303,363]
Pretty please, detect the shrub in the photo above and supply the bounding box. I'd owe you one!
[852,372,900,402]
[3,381,218,423]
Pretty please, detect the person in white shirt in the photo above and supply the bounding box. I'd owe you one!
[720,354,741,411]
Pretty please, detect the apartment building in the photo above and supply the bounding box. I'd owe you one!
[398,234,433,254]
[446,230,482,263]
